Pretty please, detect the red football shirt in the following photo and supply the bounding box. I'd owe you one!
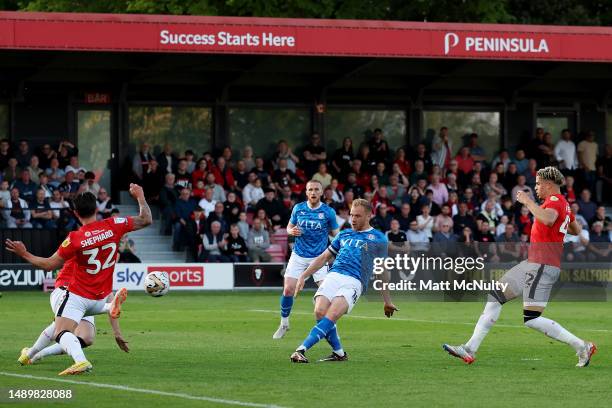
[57,216,135,299]
[55,258,75,288]
[528,193,574,267]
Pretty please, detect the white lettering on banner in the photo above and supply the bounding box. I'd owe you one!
[444,32,549,55]
[159,30,295,48]
[0,269,51,287]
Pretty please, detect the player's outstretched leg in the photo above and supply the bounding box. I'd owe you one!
[18,321,56,365]
[443,292,505,364]
[523,309,596,367]
[273,290,293,339]
[318,320,347,362]
[291,296,348,363]
[54,317,92,375]
[109,288,128,319]
[33,320,95,363]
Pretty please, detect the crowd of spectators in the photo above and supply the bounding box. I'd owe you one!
[131,127,611,263]
[0,139,116,232]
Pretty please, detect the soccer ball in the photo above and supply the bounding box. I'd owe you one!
[143,271,170,297]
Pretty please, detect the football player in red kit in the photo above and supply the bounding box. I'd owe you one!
[443,167,596,367]
[8,183,152,375]
[17,257,130,367]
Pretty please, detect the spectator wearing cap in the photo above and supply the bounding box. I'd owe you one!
[96,188,114,219]
[12,169,38,201]
[256,187,287,229]
[4,187,32,228]
[30,188,55,229]
[15,140,32,169]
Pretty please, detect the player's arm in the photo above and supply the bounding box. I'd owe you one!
[5,240,64,271]
[129,183,153,231]
[109,315,130,353]
[516,191,558,226]
[294,249,334,297]
[567,220,582,236]
[286,222,301,236]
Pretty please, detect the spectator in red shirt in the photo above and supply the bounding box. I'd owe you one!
[212,157,235,191]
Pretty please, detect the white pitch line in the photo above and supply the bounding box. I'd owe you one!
[248,309,611,333]
[0,372,287,408]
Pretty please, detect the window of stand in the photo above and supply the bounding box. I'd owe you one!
[422,110,501,162]
[129,106,213,157]
[228,107,311,160]
[325,109,407,153]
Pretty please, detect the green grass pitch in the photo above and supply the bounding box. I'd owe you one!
[0,291,609,408]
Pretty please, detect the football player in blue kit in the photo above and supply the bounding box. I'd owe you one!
[273,180,339,339]
[291,198,398,362]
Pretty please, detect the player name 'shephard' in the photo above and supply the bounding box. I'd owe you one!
[372,279,509,292]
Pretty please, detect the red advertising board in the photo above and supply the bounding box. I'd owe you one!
[147,265,204,287]
[1,11,612,62]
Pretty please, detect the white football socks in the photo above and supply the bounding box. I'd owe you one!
[281,317,289,326]
[58,332,87,363]
[525,317,584,352]
[27,322,56,359]
[465,301,502,353]
[32,343,64,362]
